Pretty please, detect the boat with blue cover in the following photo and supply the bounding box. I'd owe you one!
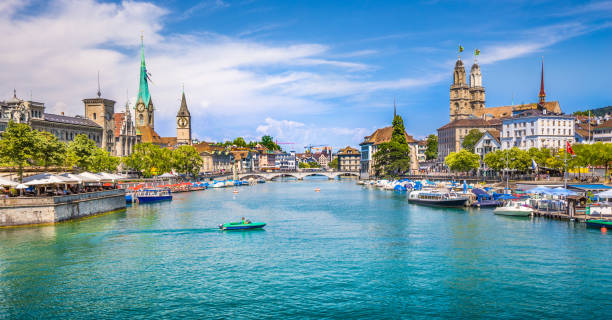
[407,190,469,207]
[219,221,266,230]
[126,188,172,204]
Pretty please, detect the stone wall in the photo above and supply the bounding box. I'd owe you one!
[0,189,125,227]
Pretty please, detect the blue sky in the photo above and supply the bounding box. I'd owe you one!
[2,0,611,149]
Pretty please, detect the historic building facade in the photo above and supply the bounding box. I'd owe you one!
[176,90,192,146]
[360,125,419,179]
[337,146,360,172]
[0,90,103,146]
[450,59,485,122]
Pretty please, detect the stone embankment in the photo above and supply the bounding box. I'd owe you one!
[0,189,126,227]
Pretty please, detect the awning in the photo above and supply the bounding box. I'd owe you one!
[0,177,18,187]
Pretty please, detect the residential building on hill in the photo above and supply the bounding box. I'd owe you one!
[593,119,612,142]
[337,146,360,172]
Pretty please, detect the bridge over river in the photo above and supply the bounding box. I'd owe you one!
[214,171,359,181]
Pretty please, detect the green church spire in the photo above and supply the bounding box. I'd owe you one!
[137,34,152,108]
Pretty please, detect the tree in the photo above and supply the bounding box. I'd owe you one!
[89,148,120,173]
[373,115,411,177]
[260,135,280,151]
[66,134,97,170]
[329,157,338,169]
[35,131,66,169]
[172,145,203,176]
[425,134,438,160]
[445,149,480,172]
[461,129,484,152]
[233,137,247,147]
[0,121,40,182]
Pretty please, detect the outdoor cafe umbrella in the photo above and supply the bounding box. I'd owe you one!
[0,177,18,187]
[528,186,554,194]
[596,189,612,200]
[15,184,28,189]
[551,187,578,196]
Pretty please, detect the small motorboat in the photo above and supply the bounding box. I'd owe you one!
[219,221,266,230]
[585,219,612,229]
[127,188,172,204]
[493,201,533,216]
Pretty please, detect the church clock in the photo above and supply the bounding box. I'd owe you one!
[177,117,188,128]
[136,103,145,112]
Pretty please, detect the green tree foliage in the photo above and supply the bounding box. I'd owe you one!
[172,145,203,176]
[260,135,281,151]
[299,161,320,169]
[35,131,66,169]
[373,115,411,177]
[425,134,438,160]
[0,121,40,182]
[66,134,97,170]
[461,129,484,153]
[329,157,338,169]
[444,149,480,172]
[233,137,247,147]
[89,148,120,173]
[129,143,162,178]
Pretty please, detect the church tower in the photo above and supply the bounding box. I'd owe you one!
[469,62,485,114]
[135,34,154,130]
[176,89,192,145]
[449,59,471,121]
[83,73,116,152]
[538,59,546,105]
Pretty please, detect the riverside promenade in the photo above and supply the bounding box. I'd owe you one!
[0,189,126,227]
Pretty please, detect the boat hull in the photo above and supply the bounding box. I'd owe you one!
[493,209,532,217]
[585,219,612,228]
[407,198,468,207]
[220,222,266,230]
[135,195,173,203]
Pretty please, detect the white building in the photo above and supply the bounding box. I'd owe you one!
[500,110,575,150]
[474,130,501,160]
[275,151,296,170]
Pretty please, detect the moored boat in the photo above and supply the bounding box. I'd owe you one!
[219,221,266,230]
[585,219,612,229]
[493,201,533,216]
[127,188,172,204]
[407,190,469,207]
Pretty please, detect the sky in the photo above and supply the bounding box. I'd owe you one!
[1,0,611,150]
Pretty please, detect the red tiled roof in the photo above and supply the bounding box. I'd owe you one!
[361,126,417,145]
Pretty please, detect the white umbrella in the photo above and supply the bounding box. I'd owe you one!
[77,172,103,183]
[15,184,28,189]
[596,189,612,199]
[0,176,18,187]
[23,173,78,184]
[59,173,84,184]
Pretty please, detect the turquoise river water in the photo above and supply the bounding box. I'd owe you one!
[0,178,611,319]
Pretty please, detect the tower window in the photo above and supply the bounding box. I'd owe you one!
[93,113,96,120]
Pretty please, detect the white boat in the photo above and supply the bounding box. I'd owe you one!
[407,190,469,207]
[493,201,533,216]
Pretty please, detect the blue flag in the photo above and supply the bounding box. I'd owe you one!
[532,159,538,171]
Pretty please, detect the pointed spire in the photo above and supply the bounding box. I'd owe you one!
[137,33,151,107]
[178,88,190,117]
[97,71,101,98]
[13,88,16,98]
[539,57,546,104]
[393,97,397,118]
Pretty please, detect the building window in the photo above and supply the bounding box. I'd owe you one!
[93,113,96,120]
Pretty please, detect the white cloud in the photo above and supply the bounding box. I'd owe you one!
[255,117,371,149]
[0,0,435,141]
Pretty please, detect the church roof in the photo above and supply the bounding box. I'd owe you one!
[438,118,494,130]
[473,101,561,119]
[137,37,152,108]
[455,59,464,68]
[338,146,359,155]
[360,126,417,145]
[177,91,190,117]
[136,126,162,144]
[159,137,177,147]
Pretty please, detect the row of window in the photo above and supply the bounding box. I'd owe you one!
[504,128,573,137]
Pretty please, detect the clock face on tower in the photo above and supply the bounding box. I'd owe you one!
[177,117,188,128]
[137,103,145,112]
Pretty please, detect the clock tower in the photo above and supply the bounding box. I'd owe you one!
[176,90,191,145]
[135,34,155,130]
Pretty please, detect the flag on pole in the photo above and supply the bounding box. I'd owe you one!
[532,159,538,171]
[459,45,464,53]
[475,49,480,56]
[566,141,575,156]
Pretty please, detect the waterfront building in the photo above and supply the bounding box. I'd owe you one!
[275,151,297,170]
[416,140,427,163]
[474,130,501,161]
[195,142,233,174]
[230,148,255,173]
[500,110,575,150]
[313,151,331,168]
[296,153,317,166]
[337,146,360,172]
[0,90,103,146]
[593,119,612,142]
[360,126,419,179]
[437,118,496,160]
[83,93,116,153]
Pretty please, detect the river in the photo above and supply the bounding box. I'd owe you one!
[0,177,610,319]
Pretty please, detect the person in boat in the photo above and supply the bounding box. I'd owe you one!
[241,217,245,224]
